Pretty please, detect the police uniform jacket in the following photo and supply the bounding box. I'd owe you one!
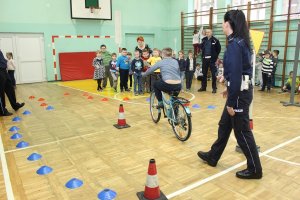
[223,35,252,108]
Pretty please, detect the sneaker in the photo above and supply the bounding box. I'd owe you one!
[212,89,217,94]
[125,89,131,92]
[134,93,138,96]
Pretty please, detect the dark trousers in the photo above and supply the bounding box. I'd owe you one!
[0,69,18,114]
[271,73,275,87]
[8,70,16,86]
[209,88,262,173]
[129,74,133,88]
[96,79,102,90]
[102,65,113,88]
[154,80,181,101]
[119,69,129,91]
[201,58,217,90]
[261,73,272,90]
[185,71,194,90]
[197,76,203,81]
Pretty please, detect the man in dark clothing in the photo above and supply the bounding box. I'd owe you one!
[0,50,24,116]
[198,29,221,93]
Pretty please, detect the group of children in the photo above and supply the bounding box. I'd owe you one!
[92,45,162,95]
[256,49,300,93]
[92,44,226,94]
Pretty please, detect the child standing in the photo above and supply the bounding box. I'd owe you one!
[177,50,186,92]
[127,52,133,89]
[141,49,150,93]
[272,50,279,87]
[109,53,119,92]
[93,50,105,91]
[192,26,203,56]
[147,48,162,91]
[131,50,144,95]
[117,48,130,92]
[259,50,274,92]
[6,52,16,88]
[185,50,196,91]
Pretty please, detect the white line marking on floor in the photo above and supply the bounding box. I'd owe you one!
[0,134,15,200]
[264,154,300,166]
[166,135,300,199]
[57,84,196,105]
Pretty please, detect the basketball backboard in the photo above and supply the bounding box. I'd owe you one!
[70,0,112,20]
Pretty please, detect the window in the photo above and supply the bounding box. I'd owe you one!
[282,0,300,19]
[193,0,218,25]
[231,0,266,21]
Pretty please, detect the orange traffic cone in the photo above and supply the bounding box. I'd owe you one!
[137,159,167,200]
[113,104,130,129]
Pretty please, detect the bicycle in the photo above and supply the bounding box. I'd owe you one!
[149,90,192,141]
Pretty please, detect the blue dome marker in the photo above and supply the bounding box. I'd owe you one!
[9,126,20,132]
[22,110,31,115]
[146,98,150,102]
[37,166,53,175]
[16,141,29,148]
[10,133,23,140]
[65,178,83,189]
[27,153,42,161]
[207,105,216,110]
[46,106,54,111]
[12,117,22,122]
[192,104,200,109]
[98,189,117,200]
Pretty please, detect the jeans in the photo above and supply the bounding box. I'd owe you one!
[134,73,143,94]
[154,80,181,101]
[102,65,113,88]
[110,71,118,90]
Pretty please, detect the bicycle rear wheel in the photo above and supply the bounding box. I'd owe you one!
[171,102,192,141]
[150,92,161,123]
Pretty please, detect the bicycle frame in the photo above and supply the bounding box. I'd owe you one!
[161,92,191,122]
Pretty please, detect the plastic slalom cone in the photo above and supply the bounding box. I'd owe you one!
[137,159,167,200]
[113,104,130,129]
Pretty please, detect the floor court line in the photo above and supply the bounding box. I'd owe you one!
[4,118,155,154]
[264,154,300,166]
[166,135,300,199]
[58,83,195,105]
[0,133,15,200]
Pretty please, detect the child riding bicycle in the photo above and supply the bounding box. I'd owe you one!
[142,48,182,108]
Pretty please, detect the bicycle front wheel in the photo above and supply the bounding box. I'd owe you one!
[150,92,161,123]
[171,102,192,141]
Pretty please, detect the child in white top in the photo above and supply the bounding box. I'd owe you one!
[6,52,16,87]
[194,63,203,81]
[193,26,204,56]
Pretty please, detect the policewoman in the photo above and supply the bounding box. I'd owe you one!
[197,10,262,179]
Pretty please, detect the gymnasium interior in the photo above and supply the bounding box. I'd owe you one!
[0,0,300,199]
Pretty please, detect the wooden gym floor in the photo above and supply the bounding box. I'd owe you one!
[0,79,299,200]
